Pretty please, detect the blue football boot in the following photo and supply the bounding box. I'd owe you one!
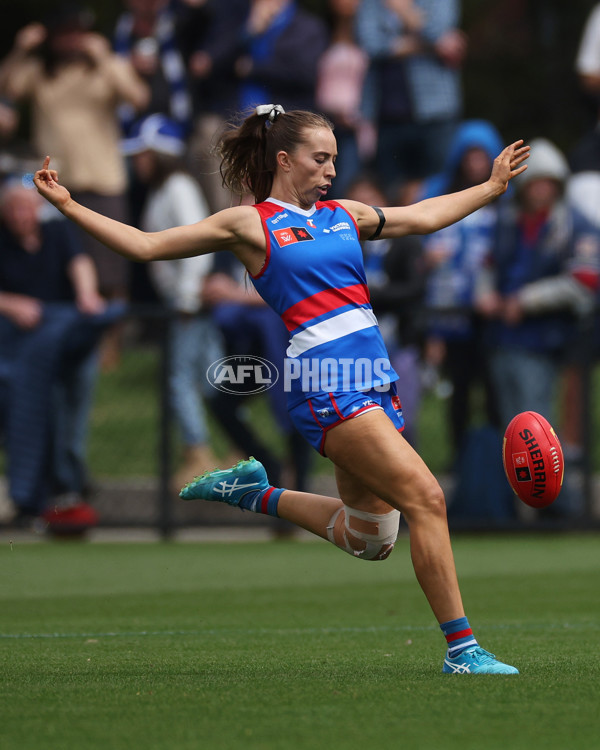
[179,457,269,506]
[443,647,519,674]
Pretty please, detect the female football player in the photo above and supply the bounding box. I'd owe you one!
[34,105,528,674]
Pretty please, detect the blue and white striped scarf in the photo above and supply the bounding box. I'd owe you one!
[113,9,192,134]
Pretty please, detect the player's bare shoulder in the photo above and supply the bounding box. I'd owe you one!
[210,203,266,273]
[197,204,260,246]
[336,199,382,241]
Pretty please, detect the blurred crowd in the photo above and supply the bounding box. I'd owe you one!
[1,0,600,531]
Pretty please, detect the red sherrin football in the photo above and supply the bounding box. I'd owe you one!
[502,411,564,508]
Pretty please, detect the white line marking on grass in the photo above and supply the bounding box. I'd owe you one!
[0,625,433,640]
[0,622,597,640]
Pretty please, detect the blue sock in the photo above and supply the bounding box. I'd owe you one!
[440,616,479,658]
[238,486,284,517]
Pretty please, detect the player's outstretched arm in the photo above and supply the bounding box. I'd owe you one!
[392,140,529,236]
[344,141,529,240]
[33,157,251,262]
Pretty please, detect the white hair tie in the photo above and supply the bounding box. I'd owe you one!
[255,104,285,122]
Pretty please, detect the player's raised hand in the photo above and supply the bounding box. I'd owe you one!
[489,140,530,195]
[33,156,72,211]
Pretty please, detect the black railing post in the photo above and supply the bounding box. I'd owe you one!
[158,310,174,539]
[580,311,595,520]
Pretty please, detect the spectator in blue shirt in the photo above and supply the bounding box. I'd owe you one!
[234,0,329,112]
[356,0,465,189]
[420,120,505,458]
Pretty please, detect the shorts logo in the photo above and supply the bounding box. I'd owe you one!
[316,407,333,418]
[391,395,402,411]
[273,227,315,247]
[512,452,532,482]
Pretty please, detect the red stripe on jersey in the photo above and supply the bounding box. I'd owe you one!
[254,201,286,220]
[281,283,370,331]
[250,205,273,280]
[260,486,275,514]
[445,627,474,642]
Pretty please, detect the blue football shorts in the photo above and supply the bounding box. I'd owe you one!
[288,382,405,456]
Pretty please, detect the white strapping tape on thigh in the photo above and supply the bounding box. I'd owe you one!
[326,505,400,561]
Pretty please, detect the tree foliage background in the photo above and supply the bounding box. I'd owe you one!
[2,0,599,155]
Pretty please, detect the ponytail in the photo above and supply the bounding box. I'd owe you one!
[218,106,333,203]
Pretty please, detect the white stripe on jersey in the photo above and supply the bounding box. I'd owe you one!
[286,307,379,357]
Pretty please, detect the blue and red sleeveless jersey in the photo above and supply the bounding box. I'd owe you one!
[251,198,398,407]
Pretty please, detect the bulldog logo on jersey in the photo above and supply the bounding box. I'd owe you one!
[273,227,315,247]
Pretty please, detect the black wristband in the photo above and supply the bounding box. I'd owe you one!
[367,206,386,241]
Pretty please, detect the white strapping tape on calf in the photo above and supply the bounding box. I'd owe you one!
[326,505,400,561]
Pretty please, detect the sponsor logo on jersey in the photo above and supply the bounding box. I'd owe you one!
[307,219,316,228]
[271,212,289,224]
[331,221,351,232]
[273,227,315,246]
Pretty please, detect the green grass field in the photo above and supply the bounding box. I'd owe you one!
[1,534,599,750]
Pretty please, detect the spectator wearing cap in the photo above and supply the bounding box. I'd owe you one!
[476,138,600,516]
[123,114,223,488]
[0,7,149,367]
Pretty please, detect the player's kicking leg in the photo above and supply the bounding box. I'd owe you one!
[180,414,518,674]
